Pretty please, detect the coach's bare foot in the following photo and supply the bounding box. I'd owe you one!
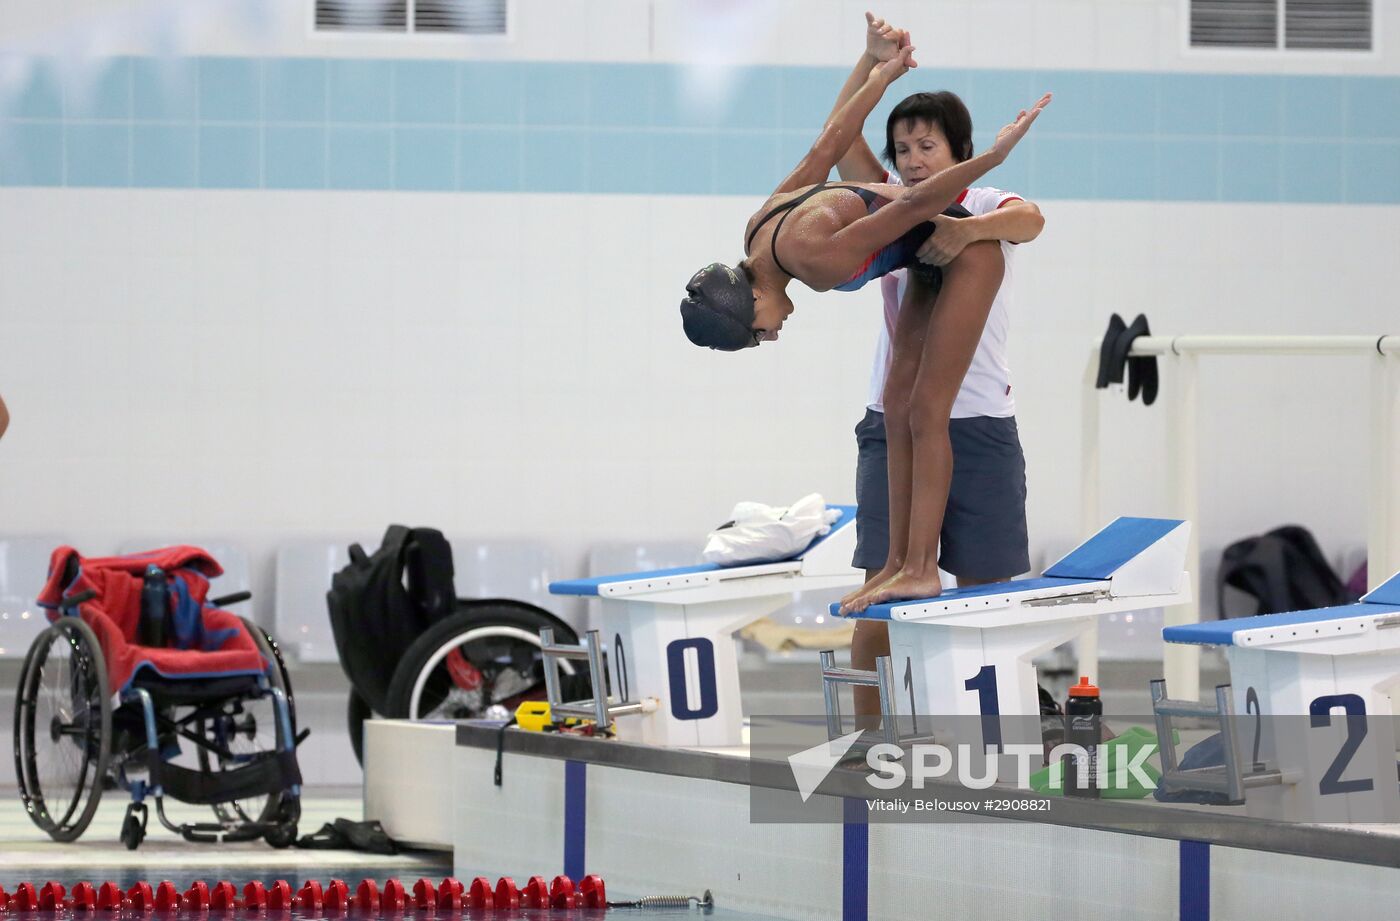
[863,568,943,609]
[839,567,899,615]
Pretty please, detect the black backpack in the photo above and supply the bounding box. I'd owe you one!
[1217,525,1354,618]
[326,525,457,714]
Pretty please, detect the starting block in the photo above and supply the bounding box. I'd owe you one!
[544,507,861,748]
[1156,570,1400,822]
[823,517,1193,748]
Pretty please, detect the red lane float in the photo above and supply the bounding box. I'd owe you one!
[0,873,618,913]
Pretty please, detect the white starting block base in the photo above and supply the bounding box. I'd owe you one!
[362,719,1400,921]
[837,519,1193,747]
[1164,572,1400,824]
[549,507,863,748]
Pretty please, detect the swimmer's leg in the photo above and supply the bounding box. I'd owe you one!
[839,272,937,615]
[861,241,1005,610]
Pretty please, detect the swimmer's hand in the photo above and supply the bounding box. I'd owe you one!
[873,43,917,84]
[990,92,1052,161]
[864,11,908,63]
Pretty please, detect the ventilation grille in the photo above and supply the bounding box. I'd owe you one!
[315,0,409,32]
[1190,0,1278,47]
[314,0,507,35]
[415,0,508,34]
[1190,0,1372,50]
[1285,0,1371,50]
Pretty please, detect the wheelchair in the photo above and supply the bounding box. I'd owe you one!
[326,526,587,763]
[13,545,304,850]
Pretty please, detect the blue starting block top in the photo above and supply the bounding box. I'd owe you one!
[1165,601,1400,647]
[835,576,1103,620]
[1363,569,1400,605]
[551,505,856,597]
[1045,517,1185,580]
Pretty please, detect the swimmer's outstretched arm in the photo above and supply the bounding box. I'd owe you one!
[831,14,905,183]
[771,44,915,196]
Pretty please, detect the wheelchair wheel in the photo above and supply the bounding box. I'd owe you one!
[13,617,112,842]
[197,618,295,827]
[385,603,579,722]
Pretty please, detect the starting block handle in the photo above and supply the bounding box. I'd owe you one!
[820,651,899,747]
[1150,679,1277,804]
[541,629,613,728]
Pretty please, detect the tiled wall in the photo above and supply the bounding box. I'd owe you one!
[3,57,1400,202]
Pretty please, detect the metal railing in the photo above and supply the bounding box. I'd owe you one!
[1081,334,1400,701]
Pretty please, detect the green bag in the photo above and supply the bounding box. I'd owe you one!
[1029,726,1171,799]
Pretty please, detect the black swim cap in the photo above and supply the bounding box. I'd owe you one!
[680,262,756,351]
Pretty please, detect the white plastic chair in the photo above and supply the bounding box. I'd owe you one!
[274,539,372,664]
[0,536,64,659]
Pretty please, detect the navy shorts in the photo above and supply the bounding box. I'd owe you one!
[852,408,1030,581]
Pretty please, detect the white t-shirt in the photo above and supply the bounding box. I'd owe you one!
[865,179,1023,418]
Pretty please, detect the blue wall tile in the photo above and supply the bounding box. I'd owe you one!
[393,60,456,124]
[649,131,714,195]
[1220,138,1281,201]
[1345,77,1400,140]
[1095,71,1157,136]
[132,123,196,187]
[722,68,779,132]
[777,131,819,181]
[974,131,1030,195]
[587,129,652,193]
[1032,70,1097,134]
[1095,137,1158,199]
[587,64,655,129]
[264,58,326,123]
[199,125,259,188]
[3,60,62,118]
[264,125,325,189]
[1281,139,1342,202]
[199,57,261,121]
[1283,76,1344,139]
[65,124,129,186]
[521,128,587,193]
[1343,142,1400,203]
[64,57,132,120]
[134,58,197,120]
[458,62,521,126]
[458,127,522,192]
[1157,73,1222,137]
[713,131,778,195]
[1156,138,1219,201]
[328,60,392,124]
[776,66,839,133]
[969,69,1034,133]
[911,69,971,103]
[0,122,63,185]
[524,63,591,127]
[2,54,1400,202]
[393,127,456,191]
[1219,75,1281,137]
[1031,135,1095,198]
[327,125,391,188]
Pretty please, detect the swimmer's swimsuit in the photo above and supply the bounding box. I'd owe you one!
[745,182,971,292]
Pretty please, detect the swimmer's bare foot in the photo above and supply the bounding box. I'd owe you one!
[839,567,899,615]
[861,568,943,611]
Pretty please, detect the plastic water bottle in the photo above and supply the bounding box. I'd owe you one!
[140,564,168,648]
[1064,676,1102,798]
